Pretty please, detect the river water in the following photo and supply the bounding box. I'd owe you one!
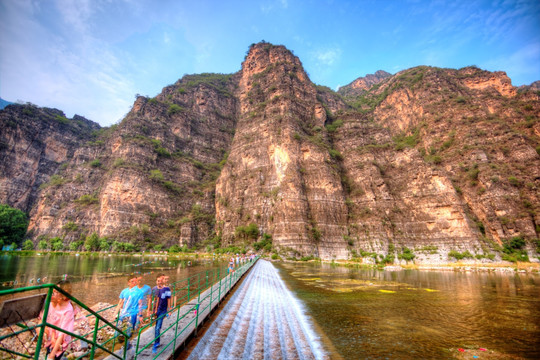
[2,255,539,359]
[275,262,540,359]
[0,253,226,305]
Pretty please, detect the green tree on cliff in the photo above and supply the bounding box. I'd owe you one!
[0,204,29,247]
[84,232,100,251]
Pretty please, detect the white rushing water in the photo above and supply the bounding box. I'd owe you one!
[187,259,327,360]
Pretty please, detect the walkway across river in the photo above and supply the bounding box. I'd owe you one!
[186,259,327,360]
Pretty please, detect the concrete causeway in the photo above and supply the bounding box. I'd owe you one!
[186,259,328,360]
[105,258,257,360]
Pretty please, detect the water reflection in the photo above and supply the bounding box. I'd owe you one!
[276,262,540,359]
[0,254,226,306]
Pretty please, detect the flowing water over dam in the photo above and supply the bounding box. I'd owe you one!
[187,259,327,360]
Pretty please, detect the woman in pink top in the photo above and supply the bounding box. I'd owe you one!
[44,280,75,360]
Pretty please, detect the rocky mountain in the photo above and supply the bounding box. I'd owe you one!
[0,105,100,213]
[0,98,13,110]
[338,70,392,97]
[1,42,539,262]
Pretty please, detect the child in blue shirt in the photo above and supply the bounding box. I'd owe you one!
[116,275,140,336]
[152,275,171,354]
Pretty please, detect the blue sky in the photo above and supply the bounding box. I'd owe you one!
[1,0,539,126]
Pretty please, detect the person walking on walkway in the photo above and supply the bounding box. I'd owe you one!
[116,275,140,336]
[136,275,152,322]
[152,275,171,354]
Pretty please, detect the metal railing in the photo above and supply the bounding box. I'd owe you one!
[0,284,129,360]
[0,256,258,360]
[133,257,258,359]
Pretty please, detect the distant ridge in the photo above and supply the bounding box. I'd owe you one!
[0,97,13,110]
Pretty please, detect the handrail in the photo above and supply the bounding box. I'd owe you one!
[0,283,129,360]
[0,256,258,360]
[132,257,258,359]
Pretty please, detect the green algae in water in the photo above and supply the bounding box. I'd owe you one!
[276,262,540,359]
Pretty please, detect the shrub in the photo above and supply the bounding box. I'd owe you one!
[38,240,48,250]
[508,176,520,186]
[69,241,83,251]
[23,240,34,250]
[325,119,344,133]
[398,247,415,261]
[329,149,343,160]
[149,169,164,182]
[0,204,29,246]
[448,250,474,260]
[271,253,279,260]
[235,223,259,241]
[253,233,272,251]
[84,232,100,251]
[168,104,183,116]
[393,129,420,150]
[75,194,99,205]
[90,159,101,168]
[50,237,64,251]
[62,221,78,232]
[55,115,69,124]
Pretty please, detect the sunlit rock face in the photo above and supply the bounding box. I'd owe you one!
[1,43,539,261]
[0,105,100,213]
[215,43,350,259]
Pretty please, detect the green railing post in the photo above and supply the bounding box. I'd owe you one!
[90,317,100,359]
[187,278,190,302]
[172,302,182,352]
[209,282,213,312]
[33,286,53,360]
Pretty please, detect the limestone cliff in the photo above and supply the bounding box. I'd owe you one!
[0,105,100,213]
[1,43,539,262]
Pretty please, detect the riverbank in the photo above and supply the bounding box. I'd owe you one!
[275,258,540,274]
[3,250,539,274]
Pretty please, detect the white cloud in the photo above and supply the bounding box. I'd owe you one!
[481,42,540,85]
[0,0,138,126]
[313,47,342,66]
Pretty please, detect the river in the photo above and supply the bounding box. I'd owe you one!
[276,262,540,359]
[0,253,226,306]
[1,255,539,359]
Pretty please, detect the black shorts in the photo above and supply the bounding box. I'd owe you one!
[45,346,65,360]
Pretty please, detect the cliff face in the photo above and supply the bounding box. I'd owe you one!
[215,43,350,258]
[1,43,539,262]
[0,105,100,213]
[28,74,238,247]
[338,70,392,97]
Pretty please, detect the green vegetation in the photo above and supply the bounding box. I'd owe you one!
[90,159,101,168]
[62,221,78,232]
[329,148,343,160]
[448,250,474,260]
[393,128,421,150]
[41,174,67,189]
[501,236,529,262]
[253,233,272,252]
[508,176,520,187]
[55,114,69,124]
[22,240,34,250]
[149,169,165,182]
[398,247,415,261]
[168,104,184,116]
[325,119,344,133]
[0,204,29,247]
[75,194,99,205]
[235,223,259,241]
